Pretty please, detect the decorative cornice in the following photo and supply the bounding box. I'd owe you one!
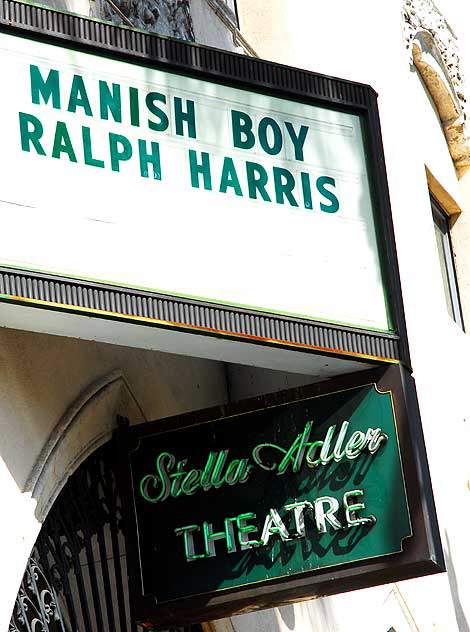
[25,370,146,521]
[403,0,464,109]
[98,0,195,41]
[403,0,470,175]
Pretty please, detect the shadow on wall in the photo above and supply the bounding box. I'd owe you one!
[444,530,470,632]
[232,607,290,632]
[277,605,295,630]
[232,598,339,632]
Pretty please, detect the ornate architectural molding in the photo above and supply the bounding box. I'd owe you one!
[24,370,146,521]
[403,0,470,175]
[97,0,194,40]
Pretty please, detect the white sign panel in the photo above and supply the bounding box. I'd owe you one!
[0,32,390,331]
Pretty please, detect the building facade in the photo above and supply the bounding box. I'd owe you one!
[2,0,470,631]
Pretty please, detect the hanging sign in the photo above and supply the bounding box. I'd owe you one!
[123,367,442,628]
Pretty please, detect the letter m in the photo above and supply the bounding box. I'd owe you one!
[30,65,61,109]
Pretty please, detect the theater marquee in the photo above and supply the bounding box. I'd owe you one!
[0,22,409,364]
[1,31,385,330]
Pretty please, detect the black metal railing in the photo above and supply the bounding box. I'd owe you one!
[10,442,202,632]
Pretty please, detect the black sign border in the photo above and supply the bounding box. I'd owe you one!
[115,364,443,628]
[0,0,408,365]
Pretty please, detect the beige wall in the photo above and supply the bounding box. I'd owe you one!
[236,0,291,64]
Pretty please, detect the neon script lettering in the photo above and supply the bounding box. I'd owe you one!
[140,451,252,503]
[139,421,388,504]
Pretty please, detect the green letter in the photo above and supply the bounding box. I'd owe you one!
[174,97,196,138]
[345,430,367,459]
[67,75,92,116]
[277,421,313,474]
[301,172,313,209]
[319,425,336,465]
[175,525,205,562]
[170,460,189,498]
[129,87,140,127]
[305,440,324,468]
[180,469,201,495]
[219,157,242,195]
[224,459,251,485]
[285,122,308,161]
[188,149,212,190]
[52,121,77,162]
[343,490,376,527]
[210,451,229,489]
[258,117,282,156]
[260,509,290,545]
[232,110,255,150]
[109,133,133,172]
[146,92,169,132]
[203,520,236,557]
[246,162,271,201]
[18,112,46,155]
[284,501,313,538]
[236,513,261,548]
[138,139,161,179]
[314,496,342,533]
[140,452,174,503]
[99,80,122,123]
[316,176,339,213]
[82,127,105,168]
[366,428,388,454]
[30,65,61,109]
[273,166,298,207]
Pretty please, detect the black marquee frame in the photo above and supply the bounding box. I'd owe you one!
[0,0,409,366]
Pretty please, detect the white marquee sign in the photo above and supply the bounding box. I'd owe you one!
[0,32,390,331]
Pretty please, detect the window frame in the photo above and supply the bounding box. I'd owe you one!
[431,195,465,329]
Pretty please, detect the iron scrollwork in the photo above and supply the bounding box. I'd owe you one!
[10,441,203,632]
[9,557,66,632]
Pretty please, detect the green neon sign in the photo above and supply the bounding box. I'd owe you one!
[130,382,411,603]
[139,420,388,504]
